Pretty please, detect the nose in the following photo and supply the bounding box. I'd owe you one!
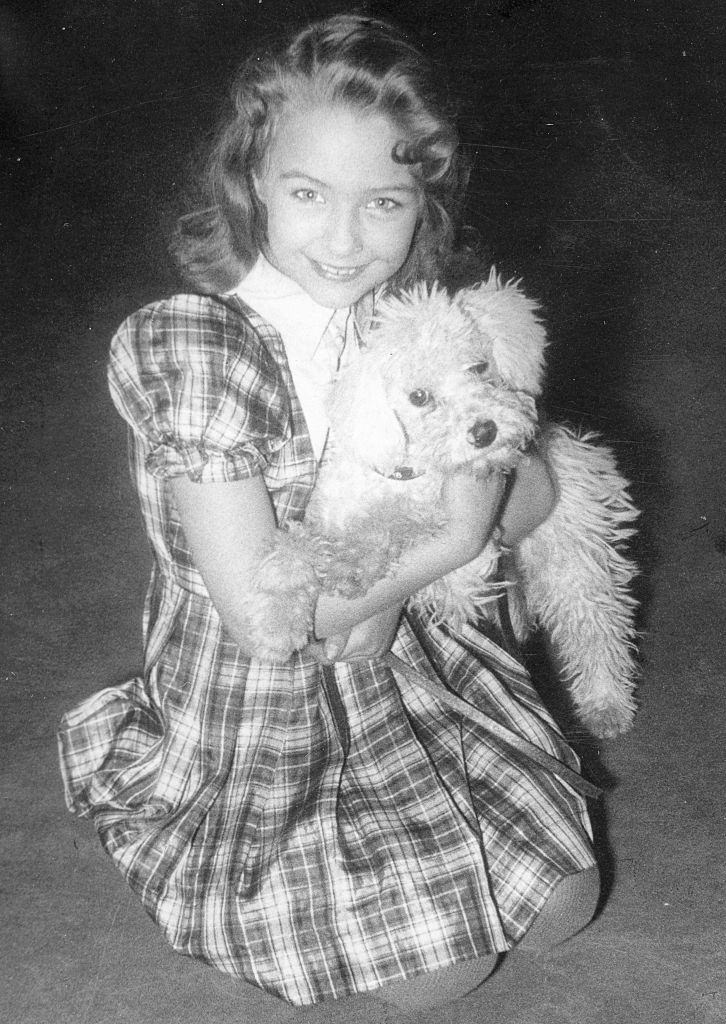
[468,418,498,448]
[325,203,363,256]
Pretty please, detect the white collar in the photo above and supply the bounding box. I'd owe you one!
[229,254,348,361]
[228,255,353,460]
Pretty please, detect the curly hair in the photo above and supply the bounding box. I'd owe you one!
[171,14,469,294]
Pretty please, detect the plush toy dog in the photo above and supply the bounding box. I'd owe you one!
[242,271,640,739]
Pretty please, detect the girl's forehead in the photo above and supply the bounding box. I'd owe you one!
[262,100,420,192]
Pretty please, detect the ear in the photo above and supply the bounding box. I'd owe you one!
[327,356,408,471]
[456,269,548,396]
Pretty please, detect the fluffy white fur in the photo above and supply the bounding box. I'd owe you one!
[241,270,640,738]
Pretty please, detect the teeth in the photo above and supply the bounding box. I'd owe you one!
[316,262,362,279]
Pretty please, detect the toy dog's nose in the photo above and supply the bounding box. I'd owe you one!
[468,418,498,448]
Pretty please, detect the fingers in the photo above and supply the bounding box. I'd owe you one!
[307,606,403,664]
[305,635,350,664]
[323,635,348,660]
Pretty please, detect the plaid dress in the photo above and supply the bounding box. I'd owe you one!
[58,293,595,1005]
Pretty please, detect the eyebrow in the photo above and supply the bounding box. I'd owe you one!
[279,171,420,195]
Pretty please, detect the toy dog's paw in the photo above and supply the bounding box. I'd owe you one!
[240,589,314,662]
[322,555,370,598]
[578,701,635,739]
[320,535,396,598]
[242,533,322,660]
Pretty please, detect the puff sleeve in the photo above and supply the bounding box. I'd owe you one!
[108,295,291,483]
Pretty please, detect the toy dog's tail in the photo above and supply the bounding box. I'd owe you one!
[513,423,641,738]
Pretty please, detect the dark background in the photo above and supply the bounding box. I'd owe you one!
[2,2,725,1022]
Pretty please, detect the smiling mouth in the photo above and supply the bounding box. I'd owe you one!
[311,260,366,281]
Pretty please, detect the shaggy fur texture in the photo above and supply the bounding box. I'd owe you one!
[241,271,640,738]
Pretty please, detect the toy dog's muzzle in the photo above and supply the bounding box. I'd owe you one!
[468,418,498,448]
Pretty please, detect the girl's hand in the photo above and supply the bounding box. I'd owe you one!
[442,469,508,563]
[306,634,351,665]
[308,604,403,663]
[499,448,557,547]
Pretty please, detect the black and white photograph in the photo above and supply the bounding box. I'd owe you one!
[2,2,724,1022]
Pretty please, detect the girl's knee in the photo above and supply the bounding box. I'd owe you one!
[517,865,601,953]
[373,865,599,1009]
[373,954,498,1010]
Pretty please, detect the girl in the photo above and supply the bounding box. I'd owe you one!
[59,14,599,1010]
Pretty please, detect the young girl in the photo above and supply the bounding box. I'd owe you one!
[59,14,599,1010]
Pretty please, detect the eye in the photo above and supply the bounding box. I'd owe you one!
[294,189,324,204]
[469,361,490,376]
[409,388,434,407]
[367,197,399,212]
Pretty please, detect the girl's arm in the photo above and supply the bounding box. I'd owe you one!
[169,475,279,649]
[314,447,557,662]
[311,469,506,638]
[170,469,506,659]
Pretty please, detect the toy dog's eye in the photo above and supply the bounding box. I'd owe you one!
[469,361,490,376]
[408,388,434,407]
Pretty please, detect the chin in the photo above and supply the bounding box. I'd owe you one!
[305,276,374,309]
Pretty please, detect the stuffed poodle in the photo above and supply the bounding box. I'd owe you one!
[240,271,640,739]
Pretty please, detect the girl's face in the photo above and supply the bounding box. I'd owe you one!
[253,101,423,308]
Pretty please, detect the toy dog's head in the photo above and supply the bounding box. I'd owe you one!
[328,271,547,480]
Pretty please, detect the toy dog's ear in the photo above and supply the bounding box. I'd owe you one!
[456,269,547,396]
[328,356,408,471]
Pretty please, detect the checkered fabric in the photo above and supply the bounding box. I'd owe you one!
[58,294,595,1005]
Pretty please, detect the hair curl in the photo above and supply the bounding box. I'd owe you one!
[171,14,469,294]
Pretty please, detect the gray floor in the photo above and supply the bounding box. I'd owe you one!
[2,3,725,1022]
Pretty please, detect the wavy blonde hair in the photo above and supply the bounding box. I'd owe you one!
[171,14,468,294]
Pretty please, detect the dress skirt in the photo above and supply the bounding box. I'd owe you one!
[59,586,595,1006]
